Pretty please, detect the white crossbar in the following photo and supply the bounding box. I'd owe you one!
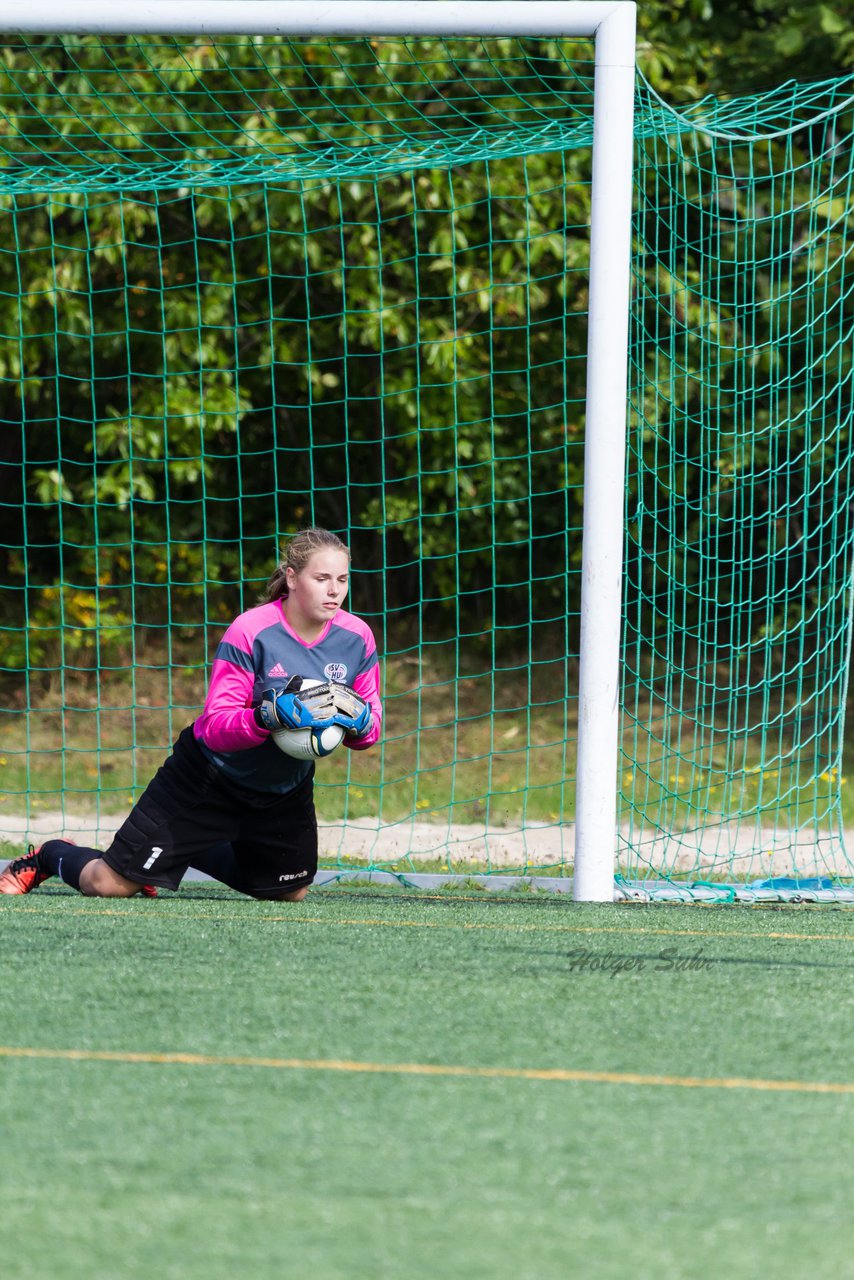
[0,2,630,38]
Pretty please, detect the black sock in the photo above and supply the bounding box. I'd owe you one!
[189,843,251,894]
[39,840,101,891]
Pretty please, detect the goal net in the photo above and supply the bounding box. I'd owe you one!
[0,31,851,901]
[625,74,854,900]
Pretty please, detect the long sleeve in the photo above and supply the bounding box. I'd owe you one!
[193,616,270,754]
[346,662,383,751]
[195,658,267,753]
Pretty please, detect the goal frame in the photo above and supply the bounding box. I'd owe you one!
[0,1,637,902]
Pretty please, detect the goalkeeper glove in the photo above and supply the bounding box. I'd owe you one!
[254,676,336,732]
[329,683,373,738]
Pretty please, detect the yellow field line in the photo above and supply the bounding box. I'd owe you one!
[0,1045,850,1094]
[3,901,853,943]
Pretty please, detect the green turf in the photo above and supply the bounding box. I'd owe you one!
[1,885,853,1279]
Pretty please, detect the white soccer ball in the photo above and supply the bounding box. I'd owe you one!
[272,722,345,760]
[271,678,345,760]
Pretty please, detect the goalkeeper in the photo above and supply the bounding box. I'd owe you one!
[0,528,382,901]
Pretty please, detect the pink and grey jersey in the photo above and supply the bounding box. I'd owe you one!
[193,599,382,794]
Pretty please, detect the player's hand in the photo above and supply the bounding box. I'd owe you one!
[329,683,373,738]
[254,676,336,732]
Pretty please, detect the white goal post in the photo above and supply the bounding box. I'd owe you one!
[0,1,637,902]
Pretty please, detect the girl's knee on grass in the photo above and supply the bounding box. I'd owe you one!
[80,859,142,898]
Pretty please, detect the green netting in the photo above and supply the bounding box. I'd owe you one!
[0,34,852,900]
[625,71,854,898]
[0,36,596,188]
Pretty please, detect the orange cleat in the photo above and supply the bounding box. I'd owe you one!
[0,845,51,895]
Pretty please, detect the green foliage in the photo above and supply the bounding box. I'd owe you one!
[638,1,854,97]
[1,23,849,674]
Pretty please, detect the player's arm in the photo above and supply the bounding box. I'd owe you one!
[195,657,267,752]
[194,620,268,752]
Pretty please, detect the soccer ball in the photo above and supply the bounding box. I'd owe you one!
[271,678,345,760]
[272,721,345,760]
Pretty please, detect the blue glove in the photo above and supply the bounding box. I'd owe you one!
[329,683,373,738]
[254,677,336,732]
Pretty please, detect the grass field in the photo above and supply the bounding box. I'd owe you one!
[1,883,852,1280]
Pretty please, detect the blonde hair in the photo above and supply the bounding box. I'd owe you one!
[261,528,350,602]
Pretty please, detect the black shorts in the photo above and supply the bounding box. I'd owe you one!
[102,726,318,895]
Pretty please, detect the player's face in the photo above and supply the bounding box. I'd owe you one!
[286,549,350,629]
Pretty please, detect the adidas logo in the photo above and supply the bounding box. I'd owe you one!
[267,663,287,679]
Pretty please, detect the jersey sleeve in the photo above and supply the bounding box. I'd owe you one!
[193,617,269,753]
[344,630,383,752]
